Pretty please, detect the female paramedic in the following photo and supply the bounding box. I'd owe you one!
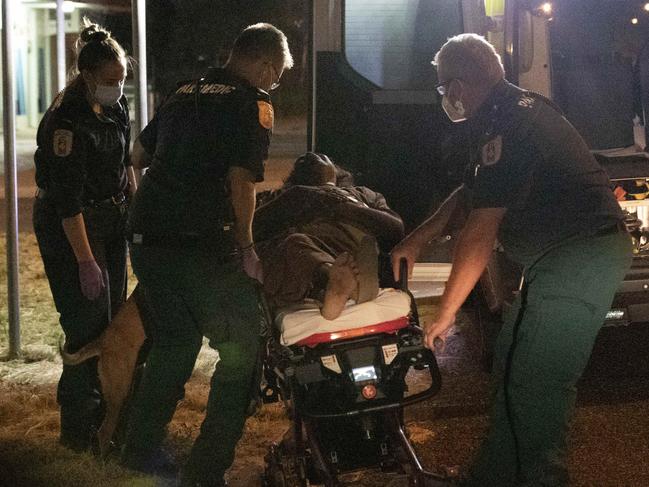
[33,21,135,452]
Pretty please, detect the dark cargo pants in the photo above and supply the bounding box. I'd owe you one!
[466,230,632,486]
[33,198,127,449]
[122,243,264,484]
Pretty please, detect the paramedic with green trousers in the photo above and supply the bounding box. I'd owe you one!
[121,23,293,487]
[391,33,632,486]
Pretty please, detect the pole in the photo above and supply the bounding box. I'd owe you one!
[2,0,22,359]
[55,0,66,92]
[308,0,316,151]
[131,0,148,134]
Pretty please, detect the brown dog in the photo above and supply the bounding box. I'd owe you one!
[60,284,147,458]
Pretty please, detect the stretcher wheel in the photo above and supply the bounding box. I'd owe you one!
[263,442,309,487]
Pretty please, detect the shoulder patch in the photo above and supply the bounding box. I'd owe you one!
[517,95,535,108]
[481,135,502,166]
[257,101,274,130]
[53,129,73,157]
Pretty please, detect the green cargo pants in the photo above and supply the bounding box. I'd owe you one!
[466,230,632,487]
[122,243,264,484]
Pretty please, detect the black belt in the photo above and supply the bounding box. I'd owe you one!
[593,221,627,237]
[36,188,126,209]
[86,192,126,208]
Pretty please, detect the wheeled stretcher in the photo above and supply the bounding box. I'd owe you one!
[261,261,453,487]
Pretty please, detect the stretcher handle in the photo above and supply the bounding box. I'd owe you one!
[398,257,409,291]
[300,345,442,419]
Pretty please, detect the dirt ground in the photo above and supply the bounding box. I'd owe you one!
[1,233,648,486]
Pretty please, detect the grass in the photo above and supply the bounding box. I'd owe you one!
[1,233,649,486]
[0,232,292,486]
[0,233,62,359]
[0,375,289,486]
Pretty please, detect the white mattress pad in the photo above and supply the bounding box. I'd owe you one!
[277,288,412,346]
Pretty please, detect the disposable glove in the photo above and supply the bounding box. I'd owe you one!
[78,260,105,300]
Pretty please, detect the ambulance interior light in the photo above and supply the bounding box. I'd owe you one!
[532,2,553,19]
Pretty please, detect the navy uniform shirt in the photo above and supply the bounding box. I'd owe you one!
[128,67,271,239]
[465,80,624,266]
[34,84,131,218]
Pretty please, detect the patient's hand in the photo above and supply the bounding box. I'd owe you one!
[242,246,264,283]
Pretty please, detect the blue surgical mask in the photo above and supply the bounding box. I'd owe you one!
[94,84,123,107]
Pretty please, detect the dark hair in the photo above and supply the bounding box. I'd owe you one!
[76,21,126,74]
[230,22,294,70]
[283,152,354,188]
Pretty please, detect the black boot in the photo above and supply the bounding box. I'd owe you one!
[59,396,103,453]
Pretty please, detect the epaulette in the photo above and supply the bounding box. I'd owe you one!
[523,90,564,116]
[480,87,538,143]
[493,89,553,142]
[50,89,66,111]
[50,85,90,117]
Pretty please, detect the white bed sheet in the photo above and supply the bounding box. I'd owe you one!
[277,288,412,346]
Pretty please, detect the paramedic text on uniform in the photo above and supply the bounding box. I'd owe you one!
[32,20,134,452]
[391,33,632,486]
[121,23,293,487]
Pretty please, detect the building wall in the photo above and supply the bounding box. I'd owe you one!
[0,3,102,130]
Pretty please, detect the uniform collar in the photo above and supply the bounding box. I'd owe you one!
[59,83,93,113]
[468,79,525,130]
[210,66,272,99]
[474,80,511,118]
[206,66,253,89]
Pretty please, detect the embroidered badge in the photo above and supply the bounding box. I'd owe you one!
[53,129,73,157]
[257,100,274,130]
[518,95,535,108]
[481,135,502,166]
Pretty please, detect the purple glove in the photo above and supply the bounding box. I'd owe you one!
[241,246,264,284]
[78,260,105,300]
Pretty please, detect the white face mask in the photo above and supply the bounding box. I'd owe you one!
[442,96,467,123]
[94,84,123,107]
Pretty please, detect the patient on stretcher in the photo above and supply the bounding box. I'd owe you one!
[254,152,404,319]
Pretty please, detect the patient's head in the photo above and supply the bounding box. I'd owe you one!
[284,152,337,187]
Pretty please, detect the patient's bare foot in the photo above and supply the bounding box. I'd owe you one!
[321,253,359,320]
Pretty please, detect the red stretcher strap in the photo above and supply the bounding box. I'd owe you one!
[295,316,410,347]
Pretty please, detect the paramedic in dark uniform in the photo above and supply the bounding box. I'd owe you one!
[121,23,293,487]
[391,33,632,486]
[32,23,134,452]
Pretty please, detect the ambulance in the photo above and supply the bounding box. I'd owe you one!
[308,0,649,363]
